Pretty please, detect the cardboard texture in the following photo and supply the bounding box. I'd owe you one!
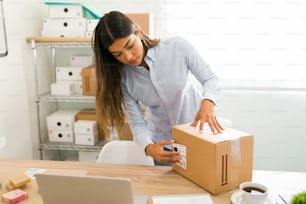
[82,65,96,96]
[76,109,97,121]
[126,13,153,36]
[172,124,253,195]
[118,122,133,141]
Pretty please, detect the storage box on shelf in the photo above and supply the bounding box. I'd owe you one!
[26,36,103,161]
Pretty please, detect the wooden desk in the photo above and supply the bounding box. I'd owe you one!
[0,159,233,204]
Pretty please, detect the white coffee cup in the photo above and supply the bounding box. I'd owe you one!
[239,181,268,204]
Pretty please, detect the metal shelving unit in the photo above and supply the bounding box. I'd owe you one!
[27,36,103,160]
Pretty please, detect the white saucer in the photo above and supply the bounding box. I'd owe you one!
[231,191,274,204]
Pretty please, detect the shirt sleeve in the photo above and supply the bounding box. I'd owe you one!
[121,82,154,151]
[180,37,220,104]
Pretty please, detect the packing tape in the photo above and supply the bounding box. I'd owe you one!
[230,138,241,185]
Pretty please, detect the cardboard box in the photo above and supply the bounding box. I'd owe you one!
[42,18,86,32]
[86,19,99,32]
[76,109,97,121]
[51,82,74,96]
[75,132,98,146]
[126,13,153,36]
[41,30,85,38]
[48,5,83,18]
[56,66,83,81]
[82,66,96,96]
[172,124,254,195]
[117,122,133,141]
[70,55,93,67]
[47,110,80,130]
[74,120,98,134]
[48,129,74,143]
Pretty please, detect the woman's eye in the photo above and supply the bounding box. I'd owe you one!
[114,53,121,57]
[127,44,134,49]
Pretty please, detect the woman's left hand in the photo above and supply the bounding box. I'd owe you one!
[190,99,224,134]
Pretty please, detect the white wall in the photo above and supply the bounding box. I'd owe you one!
[216,89,306,172]
[0,0,305,171]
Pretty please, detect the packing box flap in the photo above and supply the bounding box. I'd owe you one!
[174,123,251,144]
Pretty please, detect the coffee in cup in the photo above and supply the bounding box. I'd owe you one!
[239,181,268,204]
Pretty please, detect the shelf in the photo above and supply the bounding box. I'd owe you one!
[27,36,100,160]
[36,92,95,103]
[40,140,104,152]
[26,36,92,48]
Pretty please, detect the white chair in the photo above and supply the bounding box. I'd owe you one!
[96,140,154,166]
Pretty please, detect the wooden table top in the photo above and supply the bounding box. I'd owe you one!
[0,158,233,204]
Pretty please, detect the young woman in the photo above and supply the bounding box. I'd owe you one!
[92,11,223,166]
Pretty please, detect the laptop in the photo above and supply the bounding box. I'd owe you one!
[36,173,148,204]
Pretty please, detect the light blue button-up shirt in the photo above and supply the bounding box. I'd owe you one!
[121,36,220,150]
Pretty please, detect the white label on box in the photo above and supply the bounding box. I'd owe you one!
[173,143,187,169]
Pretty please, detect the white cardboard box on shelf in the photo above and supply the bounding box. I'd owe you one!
[75,132,98,146]
[85,31,93,38]
[48,129,74,143]
[70,55,93,67]
[41,30,85,38]
[86,19,99,32]
[51,82,74,96]
[74,120,98,134]
[42,18,87,32]
[47,110,80,130]
[48,5,83,18]
[55,66,83,81]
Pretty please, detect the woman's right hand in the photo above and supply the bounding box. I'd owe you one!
[145,140,181,163]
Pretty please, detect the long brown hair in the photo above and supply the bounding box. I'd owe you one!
[92,11,159,141]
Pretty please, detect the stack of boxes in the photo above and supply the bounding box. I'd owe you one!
[51,55,93,96]
[41,4,87,37]
[74,120,98,146]
[47,110,80,143]
[46,109,100,146]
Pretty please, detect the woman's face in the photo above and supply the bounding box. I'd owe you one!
[108,31,144,66]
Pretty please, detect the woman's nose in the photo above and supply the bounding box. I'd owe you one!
[123,51,133,61]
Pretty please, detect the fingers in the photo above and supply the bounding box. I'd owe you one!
[195,116,224,134]
[153,140,181,163]
[190,116,199,127]
[156,150,181,163]
[157,140,174,146]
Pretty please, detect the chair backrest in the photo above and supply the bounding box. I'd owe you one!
[96,140,154,166]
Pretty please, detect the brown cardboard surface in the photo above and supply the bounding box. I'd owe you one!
[118,122,133,141]
[172,124,253,195]
[82,65,96,96]
[76,109,97,121]
[126,13,152,35]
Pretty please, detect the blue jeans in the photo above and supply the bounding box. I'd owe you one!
[153,146,172,166]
